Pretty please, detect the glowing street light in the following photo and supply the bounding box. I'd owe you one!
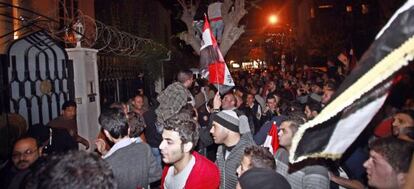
[268,15,278,25]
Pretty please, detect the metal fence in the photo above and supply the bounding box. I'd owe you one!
[98,55,144,107]
[3,31,74,126]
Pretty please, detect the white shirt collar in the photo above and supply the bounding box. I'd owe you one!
[103,137,133,159]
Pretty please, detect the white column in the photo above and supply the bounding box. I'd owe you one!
[66,47,100,151]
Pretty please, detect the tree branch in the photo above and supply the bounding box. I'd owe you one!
[225,0,247,25]
[222,0,233,15]
[177,0,202,55]
[220,0,247,56]
[178,32,201,54]
[176,0,247,57]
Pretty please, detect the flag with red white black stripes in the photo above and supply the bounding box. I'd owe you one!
[199,16,234,94]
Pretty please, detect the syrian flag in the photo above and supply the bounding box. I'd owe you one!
[289,0,414,163]
[199,16,234,94]
[263,121,279,154]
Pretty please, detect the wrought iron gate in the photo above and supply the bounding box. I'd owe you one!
[98,55,144,106]
[4,31,74,127]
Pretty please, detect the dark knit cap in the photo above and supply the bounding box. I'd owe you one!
[211,110,239,133]
[238,168,291,189]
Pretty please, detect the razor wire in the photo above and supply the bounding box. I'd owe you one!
[0,2,169,59]
[75,12,169,58]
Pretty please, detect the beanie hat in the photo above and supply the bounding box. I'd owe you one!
[238,168,291,189]
[211,110,239,133]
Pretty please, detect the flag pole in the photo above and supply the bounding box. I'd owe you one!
[216,55,221,94]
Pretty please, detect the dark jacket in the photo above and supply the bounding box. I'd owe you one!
[0,157,45,189]
[143,108,162,148]
[241,102,262,134]
[254,116,287,145]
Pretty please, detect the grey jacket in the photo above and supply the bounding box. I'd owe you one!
[275,148,330,189]
[216,134,256,189]
[105,142,162,189]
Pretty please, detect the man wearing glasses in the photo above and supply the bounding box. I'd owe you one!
[0,136,43,188]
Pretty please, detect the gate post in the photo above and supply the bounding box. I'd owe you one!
[66,47,100,151]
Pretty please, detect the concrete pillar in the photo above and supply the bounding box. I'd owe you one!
[66,47,100,151]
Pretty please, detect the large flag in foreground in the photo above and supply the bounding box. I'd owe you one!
[290,0,414,163]
[199,16,234,94]
[263,121,280,154]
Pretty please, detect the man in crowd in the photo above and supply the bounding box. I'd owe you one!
[321,81,337,106]
[159,113,219,189]
[143,106,164,167]
[0,136,43,189]
[324,109,413,189]
[248,85,266,112]
[242,93,262,134]
[363,137,414,189]
[25,150,117,189]
[374,109,414,139]
[154,69,195,166]
[237,168,291,189]
[392,109,414,142]
[260,94,280,125]
[98,108,161,189]
[218,92,237,111]
[211,91,253,136]
[281,80,295,101]
[26,151,117,189]
[47,100,89,150]
[127,111,147,143]
[308,81,324,103]
[304,100,322,120]
[207,0,224,43]
[210,110,256,189]
[262,80,277,98]
[156,70,194,124]
[275,116,330,189]
[236,145,276,176]
[129,94,147,116]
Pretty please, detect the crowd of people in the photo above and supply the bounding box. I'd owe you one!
[0,59,413,189]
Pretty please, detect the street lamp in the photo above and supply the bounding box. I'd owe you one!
[268,15,278,25]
